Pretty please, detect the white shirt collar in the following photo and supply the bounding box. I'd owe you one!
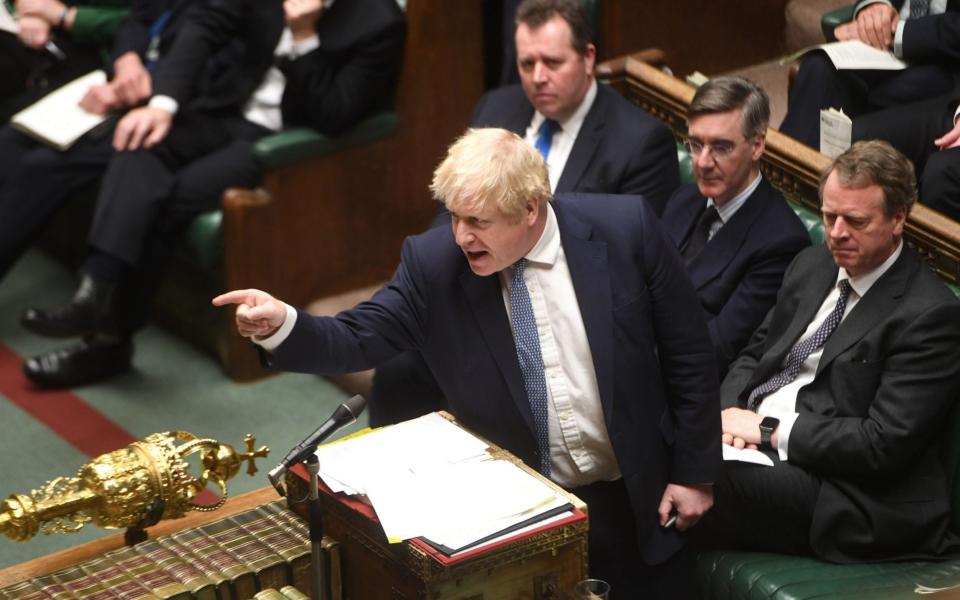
[838,239,903,297]
[529,79,597,140]
[707,171,762,224]
[524,203,561,267]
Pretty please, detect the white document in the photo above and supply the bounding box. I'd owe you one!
[0,2,17,34]
[11,70,109,151]
[819,107,852,158]
[722,444,774,467]
[314,412,572,549]
[782,40,908,71]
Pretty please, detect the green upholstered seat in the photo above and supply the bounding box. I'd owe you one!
[821,4,856,42]
[178,111,398,272]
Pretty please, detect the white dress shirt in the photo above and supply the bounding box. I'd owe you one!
[500,203,620,488]
[524,80,597,193]
[756,240,903,460]
[703,172,762,240]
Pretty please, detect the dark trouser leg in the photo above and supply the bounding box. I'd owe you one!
[693,456,820,556]
[0,127,113,283]
[921,146,960,222]
[853,95,957,175]
[779,52,870,149]
[571,479,697,599]
[369,351,446,427]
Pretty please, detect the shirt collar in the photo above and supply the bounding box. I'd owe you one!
[838,239,903,297]
[525,203,561,267]
[707,171,761,224]
[529,79,597,140]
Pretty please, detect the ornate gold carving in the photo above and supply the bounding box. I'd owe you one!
[0,432,268,541]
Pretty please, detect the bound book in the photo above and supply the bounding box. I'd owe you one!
[10,71,110,151]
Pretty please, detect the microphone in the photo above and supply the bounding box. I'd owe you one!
[267,394,366,496]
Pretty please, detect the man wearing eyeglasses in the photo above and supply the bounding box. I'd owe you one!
[661,77,809,377]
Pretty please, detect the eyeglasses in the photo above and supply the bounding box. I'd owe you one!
[684,138,744,161]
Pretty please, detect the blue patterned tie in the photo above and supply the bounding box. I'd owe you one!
[748,279,852,409]
[534,119,560,161]
[910,0,930,18]
[510,259,551,476]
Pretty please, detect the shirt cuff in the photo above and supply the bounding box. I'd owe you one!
[775,412,801,461]
[148,95,179,116]
[254,303,298,351]
[291,35,320,58]
[893,20,905,57]
[954,103,960,124]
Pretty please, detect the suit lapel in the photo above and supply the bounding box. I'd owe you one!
[459,270,537,436]
[817,248,913,371]
[556,86,605,193]
[555,203,616,423]
[687,182,767,289]
[664,188,703,249]
[752,252,838,384]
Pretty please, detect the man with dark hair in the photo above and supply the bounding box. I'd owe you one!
[661,76,809,376]
[779,0,960,150]
[370,0,680,426]
[471,0,678,212]
[216,127,720,596]
[698,140,960,562]
[18,0,406,387]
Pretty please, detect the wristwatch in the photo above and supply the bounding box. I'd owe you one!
[759,416,780,452]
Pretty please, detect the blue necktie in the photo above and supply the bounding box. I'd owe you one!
[534,119,560,161]
[748,280,852,409]
[510,259,551,476]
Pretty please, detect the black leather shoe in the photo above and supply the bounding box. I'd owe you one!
[21,274,117,338]
[23,336,133,388]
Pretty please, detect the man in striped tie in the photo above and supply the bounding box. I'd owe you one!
[697,140,960,562]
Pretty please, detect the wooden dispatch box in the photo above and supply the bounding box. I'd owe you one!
[284,413,588,600]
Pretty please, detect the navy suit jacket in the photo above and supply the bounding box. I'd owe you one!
[722,244,960,561]
[661,178,810,375]
[269,193,722,564]
[470,83,680,214]
[152,0,406,133]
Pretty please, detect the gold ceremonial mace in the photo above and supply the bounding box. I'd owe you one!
[0,431,268,545]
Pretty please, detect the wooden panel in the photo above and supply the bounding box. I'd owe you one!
[597,0,789,77]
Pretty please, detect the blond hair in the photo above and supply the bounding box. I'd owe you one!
[819,140,917,217]
[431,128,552,218]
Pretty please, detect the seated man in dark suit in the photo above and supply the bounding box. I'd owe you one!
[214,127,721,597]
[370,0,680,426]
[18,0,406,387]
[661,77,809,377]
[851,92,960,221]
[0,0,200,286]
[697,140,960,562]
[470,0,679,214]
[779,0,960,150]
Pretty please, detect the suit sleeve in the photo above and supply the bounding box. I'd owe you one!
[639,203,722,483]
[266,237,428,375]
[107,0,153,63]
[616,118,680,216]
[788,299,960,476]
[708,233,809,375]
[278,16,406,135]
[901,11,960,63]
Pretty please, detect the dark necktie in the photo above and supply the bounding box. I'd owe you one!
[509,258,551,476]
[748,279,853,409]
[534,119,560,161]
[910,0,930,18]
[681,205,720,262]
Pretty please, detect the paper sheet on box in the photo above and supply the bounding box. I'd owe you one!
[314,413,570,547]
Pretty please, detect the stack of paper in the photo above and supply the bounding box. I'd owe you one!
[314,413,572,552]
[11,70,109,150]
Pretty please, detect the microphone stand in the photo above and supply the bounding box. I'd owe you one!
[305,454,328,600]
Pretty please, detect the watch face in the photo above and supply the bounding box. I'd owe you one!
[760,416,780,431]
